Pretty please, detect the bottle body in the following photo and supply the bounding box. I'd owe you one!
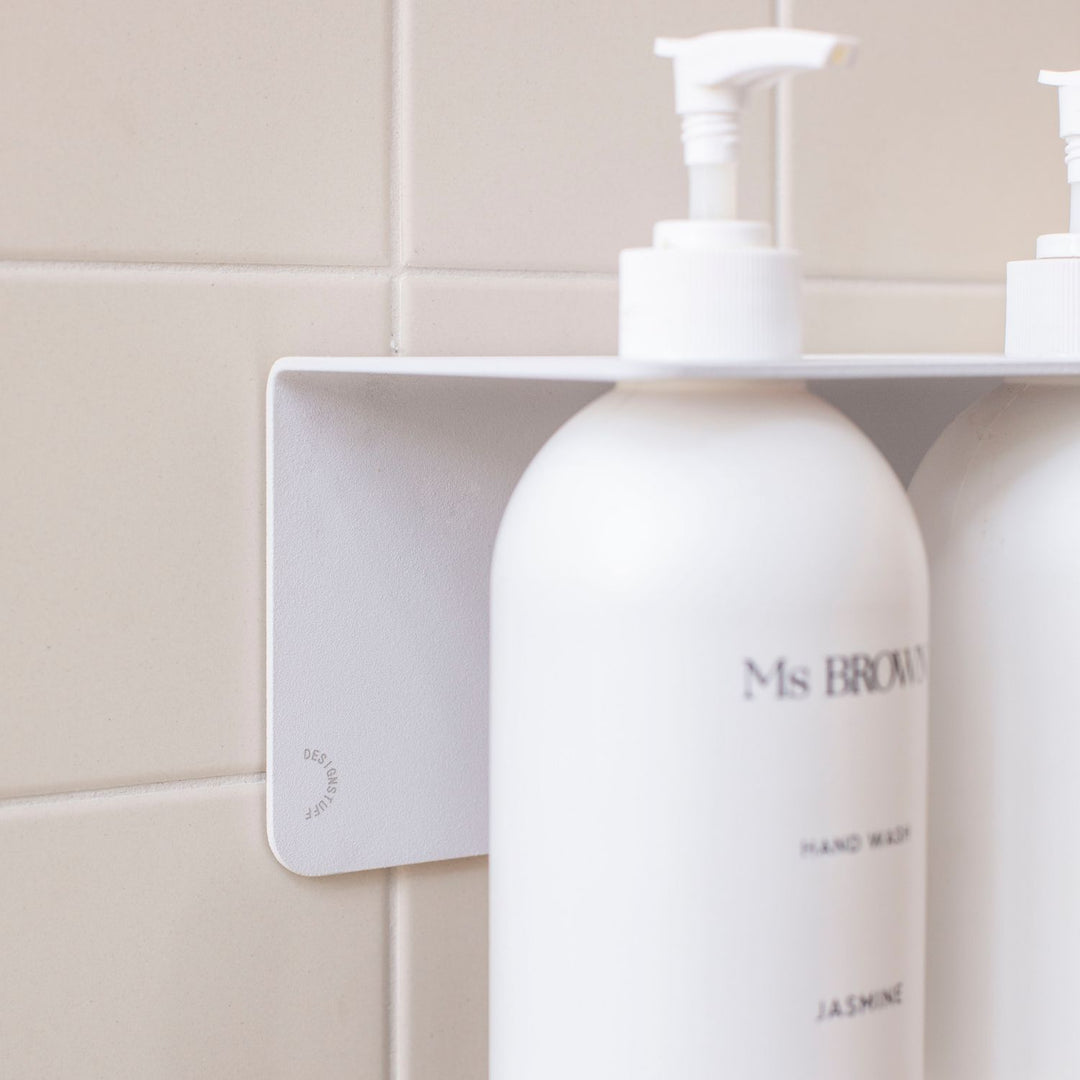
[911,379,1080,1080]
[490,380,928,1080]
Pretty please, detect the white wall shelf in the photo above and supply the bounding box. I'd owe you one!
[267,354,1076,876]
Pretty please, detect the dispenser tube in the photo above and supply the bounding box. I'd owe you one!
[689,163,736,219]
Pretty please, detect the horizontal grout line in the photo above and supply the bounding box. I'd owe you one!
[0,258,1006,293]
[0,772,265,812]
[400,265,618,281]
[805,276,1005,294]
[0,258,393,276]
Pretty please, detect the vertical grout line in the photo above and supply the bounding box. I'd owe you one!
[774,0,794,248]
[385,0,405,1069]
[775,79,793,249]
[391,274,404,357]
[388,0,405,355]
[386,866,400,1080]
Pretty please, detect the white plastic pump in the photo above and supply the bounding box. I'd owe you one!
[656,29,856,219]
[619,28,857,363]
[1040,70,1080,238]
[1005,70,1080,359]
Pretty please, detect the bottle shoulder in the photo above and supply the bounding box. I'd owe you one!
[493,384,925,604]
[911,381,1080,553]
[503,382,912,518]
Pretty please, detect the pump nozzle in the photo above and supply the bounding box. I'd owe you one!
[656,29,856,220]
[1039,70,1080,235]
[1005,69,1080,358]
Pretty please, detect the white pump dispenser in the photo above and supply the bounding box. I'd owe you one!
[620,28,855,363]
[1006,70,1080,358]
[491,26,927,1080]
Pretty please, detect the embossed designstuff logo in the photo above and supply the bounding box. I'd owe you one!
[303,748,339,821]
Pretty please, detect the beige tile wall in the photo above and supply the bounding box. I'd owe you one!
[0,0,1057,1074]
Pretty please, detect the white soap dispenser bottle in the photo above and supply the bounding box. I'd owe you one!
[490,28,928,1080]
[911,70,1080,1080]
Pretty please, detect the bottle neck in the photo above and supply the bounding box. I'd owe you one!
[1005,256,1080,361]
[619,239,802,365]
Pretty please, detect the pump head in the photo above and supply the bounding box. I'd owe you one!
[655,28,856,219]
[620,26,858,363]
[1039,70,1080,241]
[1004,69,1080,359]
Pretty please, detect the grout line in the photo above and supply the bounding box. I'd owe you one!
[388,0,404,355]
[805,276,1006,294]
[402,265,618,282]
[775,76,794,247]
[386,866,400,1080]
[390,274,403,355]
[0,772,265,812]
[388,0,403,273]
[0,259,393,277]
[387,2,404,1074]
[0,258,616,283]
[0,262,1006,295]
[774,81,790,246]
[774,0,793,247]
[403,268,1004,291]
[0,258,620,290]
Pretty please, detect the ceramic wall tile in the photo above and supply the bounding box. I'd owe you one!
[790,0,1080,280]
[396,858,489,1080]
[0,0,390,265]
[400,274,618,355]
[403,0,774,271]
[0,781,387,1079]
[0,267,389,796]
